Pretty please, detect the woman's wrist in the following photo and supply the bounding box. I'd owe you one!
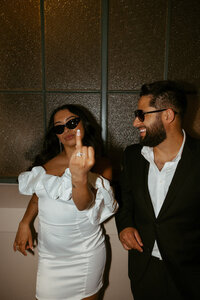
[71,174,88,187]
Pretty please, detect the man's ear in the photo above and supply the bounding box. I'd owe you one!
[164,109,176,123]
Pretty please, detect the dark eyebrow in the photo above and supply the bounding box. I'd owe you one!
[54,115,77,125]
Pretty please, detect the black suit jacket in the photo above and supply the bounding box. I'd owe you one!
[115,135,200,299]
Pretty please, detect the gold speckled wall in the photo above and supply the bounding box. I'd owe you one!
[0,0,199,181]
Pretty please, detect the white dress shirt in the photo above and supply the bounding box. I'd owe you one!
[141,130,186,259]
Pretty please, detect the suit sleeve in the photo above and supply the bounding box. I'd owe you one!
[115,146,136,234]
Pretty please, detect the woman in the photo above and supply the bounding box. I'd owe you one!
[13,104,118,300]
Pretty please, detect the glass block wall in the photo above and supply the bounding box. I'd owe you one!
[0,0,199,182]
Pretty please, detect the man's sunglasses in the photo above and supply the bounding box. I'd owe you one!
[53,117,81,134]
[134,108,177,122]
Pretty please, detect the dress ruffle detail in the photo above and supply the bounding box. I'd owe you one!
[18,167,72,202]
[18,166,45,195]
[86,173,118,225]
[42,168,72,202]
[18,166,118,224]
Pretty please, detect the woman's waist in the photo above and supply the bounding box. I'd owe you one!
[38,218,102,238]
[37,221,105,255]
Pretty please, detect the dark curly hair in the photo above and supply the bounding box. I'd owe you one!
[140,80,187,121]
[30,104,103,168]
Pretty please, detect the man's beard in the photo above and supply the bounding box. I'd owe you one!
[140,117,166,147]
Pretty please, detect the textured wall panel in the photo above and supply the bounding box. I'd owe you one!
[108,0,166,90]
[46,93,101,124]
[183,94,200,138]
[0,95,44,177]
[45,0,101,90]
[108,93,139,175]
[0,0,42,90]
[168,0,200,87]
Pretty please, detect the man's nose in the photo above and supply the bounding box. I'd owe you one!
[133,117,141,128]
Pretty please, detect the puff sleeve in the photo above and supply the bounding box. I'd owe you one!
[18,167,72,202]
[86,172,118,225]
[18,166,45,195]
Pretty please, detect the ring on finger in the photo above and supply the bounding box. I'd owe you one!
[76,152,84,157]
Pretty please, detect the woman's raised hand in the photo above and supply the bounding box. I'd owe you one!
[69,129,95,182]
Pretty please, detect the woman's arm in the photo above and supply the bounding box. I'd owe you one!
[13,193,38,256]
[69,130,95,210]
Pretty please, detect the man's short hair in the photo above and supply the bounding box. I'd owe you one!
[140,80,187,120]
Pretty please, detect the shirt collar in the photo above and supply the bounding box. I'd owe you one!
[141,130,186,163]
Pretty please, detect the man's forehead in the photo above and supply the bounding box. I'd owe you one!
[138,95,153,108]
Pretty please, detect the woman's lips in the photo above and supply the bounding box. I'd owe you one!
[64,134,75,141]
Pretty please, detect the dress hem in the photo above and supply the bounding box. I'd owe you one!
[35,282,103,300]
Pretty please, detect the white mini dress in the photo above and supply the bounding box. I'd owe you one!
[18,166,118,300]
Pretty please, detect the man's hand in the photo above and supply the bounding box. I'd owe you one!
[119,227,143,252]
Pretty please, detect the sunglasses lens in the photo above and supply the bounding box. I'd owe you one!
[135,110,144,122]
[66,117,80,129]
[53,117,80,134]
[53,125,65,134]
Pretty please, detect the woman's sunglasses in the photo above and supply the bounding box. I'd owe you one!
[53,117,81,134]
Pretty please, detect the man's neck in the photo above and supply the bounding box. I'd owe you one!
[153,130,184,170]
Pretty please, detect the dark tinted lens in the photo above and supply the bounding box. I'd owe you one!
[66,117,80,129]
[53,117,80,134]
[135,110,144,122]
[53,125,65,134]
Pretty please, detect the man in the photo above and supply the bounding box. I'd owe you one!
[115,80,200,300]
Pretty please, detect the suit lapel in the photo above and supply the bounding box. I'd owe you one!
[157,136,194,219]
[139,155,156,219]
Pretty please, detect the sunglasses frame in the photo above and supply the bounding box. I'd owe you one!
[134,108,169,122]
[53,117,81,135]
